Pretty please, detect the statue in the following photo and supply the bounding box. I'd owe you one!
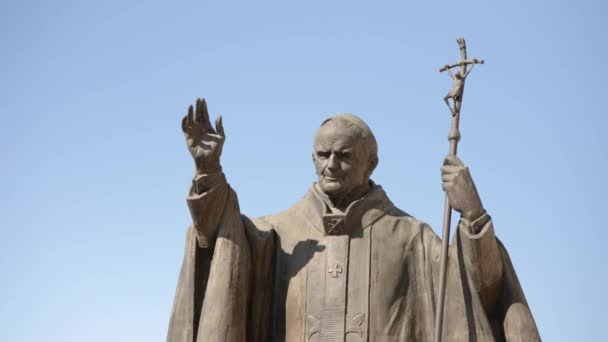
[167,40,540,342]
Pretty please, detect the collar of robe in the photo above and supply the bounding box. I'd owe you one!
[304,181,395,236]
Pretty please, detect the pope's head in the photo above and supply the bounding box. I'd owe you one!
[312,114,378,199]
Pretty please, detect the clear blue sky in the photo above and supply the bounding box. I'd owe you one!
[1,0,606,341]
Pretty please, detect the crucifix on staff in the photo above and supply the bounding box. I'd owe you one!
[441,38,484,117]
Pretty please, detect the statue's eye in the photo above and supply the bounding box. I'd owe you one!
[339,152,352,159]
[334,151,351,160]
[317,151,330,159]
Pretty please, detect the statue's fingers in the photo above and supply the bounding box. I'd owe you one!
[442,173,457,182]
[444,154,464,167]
[443,155,452,165]
[196,98,214,132]
[442,180,453,192]
[441,165,459,175]
[181,115,189,133]
[187,105,194,128]
[215,115,225,137]
[206,133,224,141]
[194,98,203,123]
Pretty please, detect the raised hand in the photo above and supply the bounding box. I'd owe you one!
[181,98,225,174]
[441,155,485,222]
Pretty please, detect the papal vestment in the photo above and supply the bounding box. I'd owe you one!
[167,173,540,342]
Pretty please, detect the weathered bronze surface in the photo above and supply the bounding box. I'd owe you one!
[167,44,540,341]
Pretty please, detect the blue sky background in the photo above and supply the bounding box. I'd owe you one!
[1,0,606,341]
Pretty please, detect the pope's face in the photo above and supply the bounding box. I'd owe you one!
[313,124,370,196]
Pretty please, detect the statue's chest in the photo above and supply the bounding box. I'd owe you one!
[276,224,378,342]
[304,229,372,342]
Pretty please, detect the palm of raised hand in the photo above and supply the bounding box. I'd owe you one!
[181,98,225,173]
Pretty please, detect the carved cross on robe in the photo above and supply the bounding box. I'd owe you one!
[328,263,343,278]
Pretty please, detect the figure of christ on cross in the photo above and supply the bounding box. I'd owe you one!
[441,38,484,116]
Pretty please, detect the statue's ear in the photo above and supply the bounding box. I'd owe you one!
[366,156,379,178]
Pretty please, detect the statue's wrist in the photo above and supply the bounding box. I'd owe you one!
[191,169,225,195]
[195,160,221,175]
[461,210,491,235]
[461,206,485,222]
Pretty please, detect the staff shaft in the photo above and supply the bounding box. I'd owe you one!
[434,37,469,342]
[432,117,460,342]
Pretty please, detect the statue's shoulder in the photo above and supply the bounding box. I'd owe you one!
[248,215,275,232]
[251,191,320,237]
[247,192,311,231]
[377,203,435,236]
[385,205,413,220]
[240,198,308,241]
[371,185,427,228]
[370,206,438,254]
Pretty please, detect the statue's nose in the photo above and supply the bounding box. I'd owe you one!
[327,154,339,170]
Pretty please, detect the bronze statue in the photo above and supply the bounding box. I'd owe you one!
[167,40,539,342]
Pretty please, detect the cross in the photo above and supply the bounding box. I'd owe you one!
[440,38,484,117]
[327,218,343,234]
[323,214,346,235]
[328,263,343,278]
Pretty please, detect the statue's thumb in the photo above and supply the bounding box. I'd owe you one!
[216,115,225,136]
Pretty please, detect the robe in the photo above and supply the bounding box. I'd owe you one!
[167,173,540,342]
